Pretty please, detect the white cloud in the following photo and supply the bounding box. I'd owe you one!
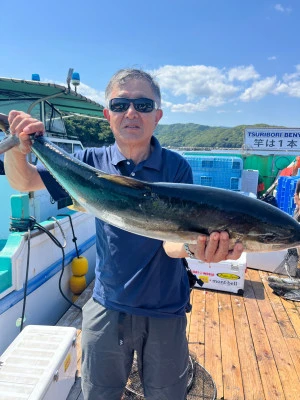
[152,65,238,100]
[240,76,277,101]
[274,4,292,13]
[47,64,300,115]
[275,81,300,97]
[275,3,285,12]
[44,79,106,106]
[281,64,300,82]
[274,65,300,97]
[268,56,277,61]
[228,65,260,82]
[150,64,300,113]
[77,83,106,106]
[169,96,226,113]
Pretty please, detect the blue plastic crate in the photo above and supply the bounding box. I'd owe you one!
[276,176,300,216]
[184,156,243,191]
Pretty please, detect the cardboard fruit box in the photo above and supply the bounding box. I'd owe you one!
[187,253,247,295]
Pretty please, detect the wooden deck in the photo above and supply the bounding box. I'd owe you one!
[59,269,300,400]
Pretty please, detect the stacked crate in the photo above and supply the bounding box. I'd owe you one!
[276,175,300,216]
[184,155,243,191]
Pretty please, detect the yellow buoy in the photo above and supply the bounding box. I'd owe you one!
[71,256,88,276]
[69,275,87,295]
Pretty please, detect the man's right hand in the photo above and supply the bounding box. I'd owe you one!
[8,110,45,154]
[4,111,46,192]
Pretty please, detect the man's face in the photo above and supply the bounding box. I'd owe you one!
[103,79,163,148]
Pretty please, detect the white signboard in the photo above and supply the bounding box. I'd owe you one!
[244,128,300,152]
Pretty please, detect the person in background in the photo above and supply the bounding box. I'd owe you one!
[286,180,300,278]
[4,69,243,400]
[294,180,300,222]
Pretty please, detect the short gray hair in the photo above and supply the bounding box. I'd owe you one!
[105,69,161,108]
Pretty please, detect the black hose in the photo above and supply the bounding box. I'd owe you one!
[17,216,82,331]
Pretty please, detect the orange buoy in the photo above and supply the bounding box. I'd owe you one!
[71,256,88,276]
[69,275,87,295]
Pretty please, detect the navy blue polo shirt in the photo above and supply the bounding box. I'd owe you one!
[37,136,193,318]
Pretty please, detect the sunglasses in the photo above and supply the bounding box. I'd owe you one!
[109,98,157,113]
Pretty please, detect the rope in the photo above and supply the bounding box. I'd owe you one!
[57,214,80,257]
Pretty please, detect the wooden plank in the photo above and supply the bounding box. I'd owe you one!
[57,281,94,328]
[61,282,94,400]
[260,271,300,386]
[231,292,265,400]
[260,271,298,338]
[75,330,82,377]
[250,269,300,400]
[244,269,285,399]
[202,290,223,399]
[63,269,300,400]
[187,288,206,365]
[186,289,193,338]
[280,294,300,338]
[279,296,300,381]
[218,292,244,400]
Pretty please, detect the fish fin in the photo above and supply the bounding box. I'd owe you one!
[67,197,87,213]
[98,173,147,189]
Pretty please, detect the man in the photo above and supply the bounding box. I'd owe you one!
[294,180,300,222]
[5,69,243,400]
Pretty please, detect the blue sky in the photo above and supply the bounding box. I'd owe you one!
[1,0,299,127]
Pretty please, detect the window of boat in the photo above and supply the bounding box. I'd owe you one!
[73,143,84,152]
[44,103,66,135]
[51,141,72,153]
[0,100,41,120]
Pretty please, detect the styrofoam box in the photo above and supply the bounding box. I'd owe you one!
[241,169,259,194]
[187,252,247,294]
[246,249,299,276]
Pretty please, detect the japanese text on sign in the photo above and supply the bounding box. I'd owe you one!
[244,128,300,151]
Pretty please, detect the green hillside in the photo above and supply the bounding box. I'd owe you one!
[64,116,278,149]
[154,123,274,149]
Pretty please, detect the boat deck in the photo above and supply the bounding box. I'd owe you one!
[59,268,300,400]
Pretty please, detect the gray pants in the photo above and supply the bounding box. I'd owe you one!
[81,298,189,400]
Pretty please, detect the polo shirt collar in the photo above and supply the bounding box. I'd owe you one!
[110,136,162,171]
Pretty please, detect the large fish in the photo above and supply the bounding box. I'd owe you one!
[1,119,300,252]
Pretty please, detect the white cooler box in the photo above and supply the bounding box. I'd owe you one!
[187,253,247,295]
[0,325,77,400]
[246,250,299,276]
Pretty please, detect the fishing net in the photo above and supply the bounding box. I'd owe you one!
[268,246,300,301]
[268,274,300,301]
[273,248,300,277]
[123,353,217,400]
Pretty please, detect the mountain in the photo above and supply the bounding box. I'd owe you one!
[154,123,274,149]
